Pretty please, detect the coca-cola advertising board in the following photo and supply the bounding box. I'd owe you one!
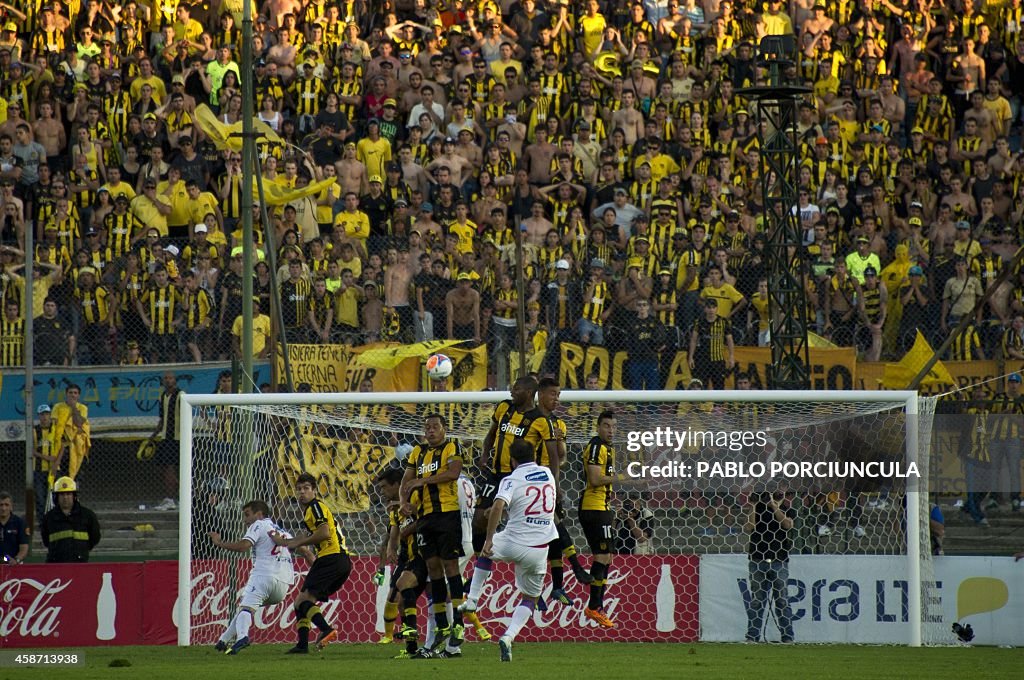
[0,556,699,647]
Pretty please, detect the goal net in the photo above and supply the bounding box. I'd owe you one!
[177,389,939,647]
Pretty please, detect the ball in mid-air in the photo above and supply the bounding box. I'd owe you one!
[426,353,453,380]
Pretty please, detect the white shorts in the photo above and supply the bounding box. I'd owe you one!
[239,574,291,609]
[489,534,547,598]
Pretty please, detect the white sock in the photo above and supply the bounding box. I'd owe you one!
[235,609,253,640]
[424,596,436,648]
[446,601,453,625]
[504,601,534,642]
[219,614,238,643]
[467,563,493,602]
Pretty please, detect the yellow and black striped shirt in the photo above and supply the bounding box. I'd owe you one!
[77,286,110,326]
[389,508,417,563]
[184,288,212,329]
[523,410,557,468]
[34,422,56,472]
[692,314,732,361]
[104,211,141,259]
[307,290,333,331]
[949,326,982,361]
[406,439,463,515]
[988,392,1023,441]
[581,435,614,511]
[303,497,347,556]
[495,287,516,320]
[489,401,548,475]
[654,287,676,326]
[0,315,23,366]
[141,284,179,335]
[861,286,882,322]
[280,277,312,328]
[581,280,609,325]
[964,404,989,464]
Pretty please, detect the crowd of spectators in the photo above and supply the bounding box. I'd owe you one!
[0,0,1021,384]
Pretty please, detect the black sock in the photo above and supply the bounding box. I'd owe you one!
[550,559,565,590]
[589,562,607,610]
[472,531,486,554]
[401,588,419,630]
[447,575,465,626]
[296,618,310,649]
[308,605,331,633]
[430,579,449,628]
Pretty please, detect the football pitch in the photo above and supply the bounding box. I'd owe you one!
[5,643,1016,680]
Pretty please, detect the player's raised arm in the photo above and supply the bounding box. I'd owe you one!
[480,418,499,471]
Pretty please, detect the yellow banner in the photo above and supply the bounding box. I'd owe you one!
[274,433,394,513]
[444,344,489,391]
[556,344,857,391]
[193,104,282,152]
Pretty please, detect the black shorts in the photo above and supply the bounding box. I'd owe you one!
[416,511,462,561]
[393,555,428,587]
[154,439,179,467]
[578,509,616,555]
[302,552,352,601]
[475,471,511,510]
[453,323,475,340]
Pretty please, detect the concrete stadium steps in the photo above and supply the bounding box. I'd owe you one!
[942,503,1024,555]
[28,504,180,560]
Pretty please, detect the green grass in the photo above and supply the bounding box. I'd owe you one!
[2,643,1017,680]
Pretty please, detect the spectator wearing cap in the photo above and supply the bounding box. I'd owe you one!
[896,265,931,352]
[593,186,643,234]
[31,402,60,522]
[941,256,984,335]
[990,371,1024,513]
[845,235,881,284]
[855,266,887,362]
[446,272,481,342]
[952,220,982,261]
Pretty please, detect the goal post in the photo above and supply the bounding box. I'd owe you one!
[177,389,935,647]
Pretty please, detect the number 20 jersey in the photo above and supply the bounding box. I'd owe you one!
[495,462,558,546]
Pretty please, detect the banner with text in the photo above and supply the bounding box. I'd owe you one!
[272,433,395,513]
[556,344,857,391]
[857,360,1024,395]
[0,363,271,441]
[700,554,1024,645]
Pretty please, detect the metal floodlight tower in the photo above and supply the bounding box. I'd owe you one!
[739,35,812,390]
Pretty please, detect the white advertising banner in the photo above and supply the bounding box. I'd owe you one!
[700,554,1024,645]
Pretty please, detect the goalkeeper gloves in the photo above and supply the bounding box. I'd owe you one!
[372,567,386,586]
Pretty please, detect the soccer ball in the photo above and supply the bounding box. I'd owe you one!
[426,354,453,380]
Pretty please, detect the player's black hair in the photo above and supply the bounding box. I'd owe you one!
[538,377,560,391]
[510,439,534,464]
[375,466,404,485]
[243,500,271,516]
[423,412,447,428]
[513,375,538,391]
[598,409,616,425]
[295,472,317,489]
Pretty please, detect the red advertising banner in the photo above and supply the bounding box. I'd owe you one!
[0,555,699,647]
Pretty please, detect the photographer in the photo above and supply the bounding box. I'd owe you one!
[744,490,796,643]
[615,497,654,555]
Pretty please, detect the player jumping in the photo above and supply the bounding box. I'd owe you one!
[272,472,353,653]
[209,500,302,655]
[579,410,619,628]
[459,440,558,662]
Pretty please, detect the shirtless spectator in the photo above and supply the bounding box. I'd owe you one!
[33,102,65,171]
[446,272,480,342]
[384,247,414,342]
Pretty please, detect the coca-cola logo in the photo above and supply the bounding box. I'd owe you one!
[0,578,69,638]
[173,569,343,640]
[472,568,628,629]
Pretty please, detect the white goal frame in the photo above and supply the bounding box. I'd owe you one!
[177,389,924,647]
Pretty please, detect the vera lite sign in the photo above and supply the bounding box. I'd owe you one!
[0,362,270,441]
[700,555,1024,646]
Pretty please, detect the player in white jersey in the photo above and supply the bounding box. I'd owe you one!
[209,500,300,655]
[457,473,476,573]
[460,440,558,662]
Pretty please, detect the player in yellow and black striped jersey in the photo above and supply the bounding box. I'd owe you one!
[579,410,619,629]
[473,376,546,542]
[399,413,467,653]
[272,472,352,653]
[533,378,594,605]
[373,465,427,656]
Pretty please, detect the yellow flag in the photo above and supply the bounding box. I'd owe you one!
[192,104,283,152]
[350,339,469,369]
[807,331,838,349]
[881,330,955,389]
[257,176,338,207]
